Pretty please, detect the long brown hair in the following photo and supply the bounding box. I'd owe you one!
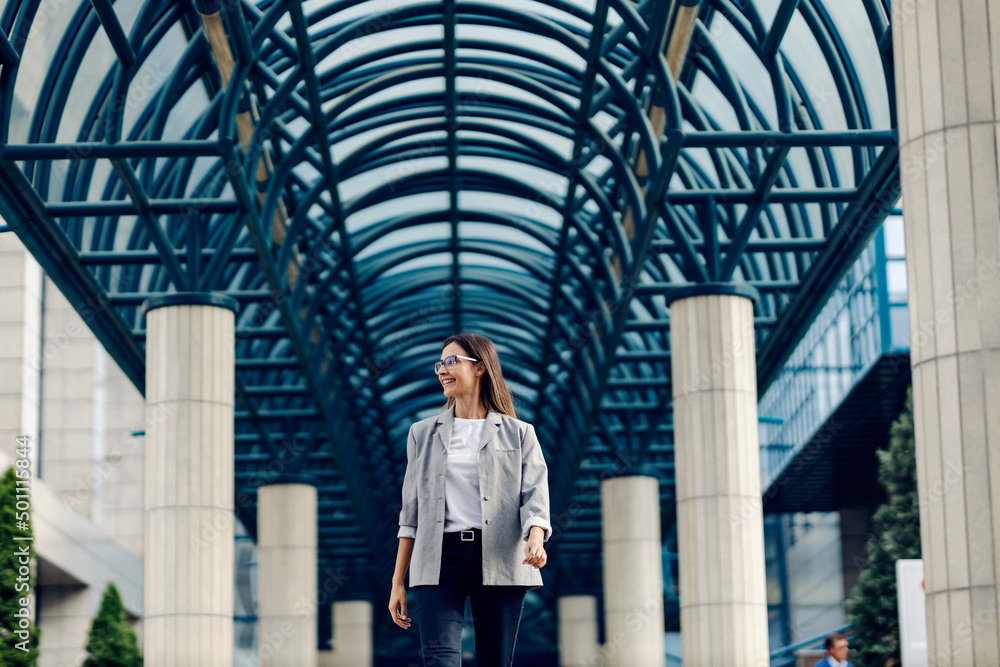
[440,333,517,418]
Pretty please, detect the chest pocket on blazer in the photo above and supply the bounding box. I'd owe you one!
[486,444,521,483]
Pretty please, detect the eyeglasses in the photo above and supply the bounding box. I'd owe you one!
[434,355,479,374]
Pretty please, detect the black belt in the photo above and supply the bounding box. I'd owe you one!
[444,528,481,542]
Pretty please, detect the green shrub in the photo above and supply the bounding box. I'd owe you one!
[847,387,921,667]
[83,582,142,667]
[0,465,40,666]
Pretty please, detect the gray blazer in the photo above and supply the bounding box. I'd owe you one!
[398,406,550,587]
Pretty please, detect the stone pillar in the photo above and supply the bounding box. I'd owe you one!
[670,289,768,665]
[142,293,236,666]
[328,600,373,667]
[559,595,600,667]
[600,476,665,667]
[893,1,1000,662]
[257,481,318,667]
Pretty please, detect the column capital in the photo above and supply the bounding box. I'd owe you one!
[257,473,319,488]
[331,597,375,607]
[664,282,759,305]
[142,291,239,314]
[598,467,661,482]
[556,588,601,598]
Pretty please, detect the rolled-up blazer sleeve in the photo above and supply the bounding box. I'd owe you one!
[398,425,418,535]
[519,424,551,541]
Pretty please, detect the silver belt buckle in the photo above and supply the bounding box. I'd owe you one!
[460,530,474,542]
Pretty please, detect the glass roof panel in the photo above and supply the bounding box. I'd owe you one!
[704,14,777,130]
[816,0,891,129]
[779,13,846,129]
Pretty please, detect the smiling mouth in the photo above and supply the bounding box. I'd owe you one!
[441,378,456,386]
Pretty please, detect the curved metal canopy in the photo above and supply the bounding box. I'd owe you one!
[0,0,897,645]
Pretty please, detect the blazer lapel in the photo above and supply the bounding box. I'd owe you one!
[436,405,455,453]
[478,409,502,451]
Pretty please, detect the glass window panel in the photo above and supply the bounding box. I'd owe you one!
[883,215,906,257]
[890,306,910,351]
[887,261,908,302]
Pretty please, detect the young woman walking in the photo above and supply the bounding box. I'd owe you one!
[388,333,551,667]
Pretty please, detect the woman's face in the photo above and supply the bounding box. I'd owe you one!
[437,342,483,400]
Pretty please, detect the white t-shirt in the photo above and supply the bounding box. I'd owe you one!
[396,416,552,541]
[443,418,485,532]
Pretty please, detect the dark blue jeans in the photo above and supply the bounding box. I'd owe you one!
[413,531,527,667]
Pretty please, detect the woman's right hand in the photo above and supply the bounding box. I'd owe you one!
[388,582,411,629]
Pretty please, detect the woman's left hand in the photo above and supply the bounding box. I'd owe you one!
[523,534,547,569]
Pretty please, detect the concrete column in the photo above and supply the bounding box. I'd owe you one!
[600,476,665,667]
[143,294,236,667]
[558,595,600,667]
[257,481,317,667]
[670,291,768,665]
[327,600,373,667]
[893,1,1000,662]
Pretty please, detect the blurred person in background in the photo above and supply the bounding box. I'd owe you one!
[818,633,853,667]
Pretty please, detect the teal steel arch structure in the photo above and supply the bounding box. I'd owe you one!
[0,0,898,650]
